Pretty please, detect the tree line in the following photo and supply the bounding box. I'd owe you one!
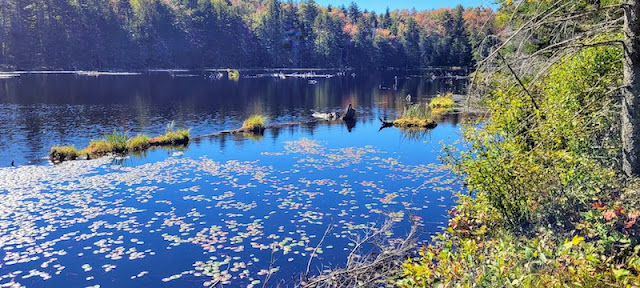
[0,0,495,70]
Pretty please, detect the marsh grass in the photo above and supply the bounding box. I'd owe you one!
[165,121,175,134]
[228,69,240,81]
[84,140,114,156]
[149,129,190,145]
[49,146,78,162]
[242,115,267,133]
[104,129,128,152]
[127,134,150,151]
[393,118,437,128]
[50,123,190,163]
[402,103,431,119]
[393,104,437,128]
[428,93,455,113]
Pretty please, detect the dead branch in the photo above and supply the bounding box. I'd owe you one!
[301,220,419,288]
[305,224,333,279]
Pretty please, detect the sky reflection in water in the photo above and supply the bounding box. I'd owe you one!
[0,71,467,287]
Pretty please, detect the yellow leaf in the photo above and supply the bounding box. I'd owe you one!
[571,235,585,246]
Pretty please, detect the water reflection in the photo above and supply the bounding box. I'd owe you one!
[0,71,467,166]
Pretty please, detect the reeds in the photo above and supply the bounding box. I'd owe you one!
[393,103,437,128]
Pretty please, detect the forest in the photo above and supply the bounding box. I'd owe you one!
[0,0,494,70]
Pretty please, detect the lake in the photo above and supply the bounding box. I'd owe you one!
[0,70,467,287]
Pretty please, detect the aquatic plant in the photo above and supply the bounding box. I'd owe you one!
[393,118,437,129]
[104,129,128,152]
[242,115,266,133]
[84,140,114,157]
[127,134,150,151]
[388,103,437,128]
[51,124,190,163]
[227,69,240,82]
[402,103,431,119]
[165,121,176,134]
[49,146,78,162]
[149,129,190,146]
[428,93,455,112]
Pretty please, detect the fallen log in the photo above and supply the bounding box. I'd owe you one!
[196,121,315,139]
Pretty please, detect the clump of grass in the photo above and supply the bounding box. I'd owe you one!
[393,118,437,128]
[51,123,191,163]
[391,103,438,129]
[227,69,240,81]
[428,93,455,111]
[149,129,190,146]
[127,134,150,151]
[402,103,431,119]
[49,146,78,162]
[104,129,128,152]
[242,115,267,133]
[165,121,175,134]
[85,139,114,156]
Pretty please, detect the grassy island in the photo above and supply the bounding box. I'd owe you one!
[50,125,190,163]
[428,93,456,114]
[391,104,438,129]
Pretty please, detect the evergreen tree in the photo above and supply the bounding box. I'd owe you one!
[0,0,486,70]
[402,17,420,68]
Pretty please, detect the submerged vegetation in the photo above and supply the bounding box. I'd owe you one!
[50,124,190,163]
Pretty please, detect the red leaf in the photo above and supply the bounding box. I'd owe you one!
[624,218,636,229]
[603,210,617,222]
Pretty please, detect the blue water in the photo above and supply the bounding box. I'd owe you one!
[0,71,465,287]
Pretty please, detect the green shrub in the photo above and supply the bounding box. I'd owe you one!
[397,44,640,287]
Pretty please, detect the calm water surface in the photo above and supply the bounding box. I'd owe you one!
[0,71,468,287]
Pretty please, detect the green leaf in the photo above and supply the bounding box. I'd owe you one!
[612,268,630,280]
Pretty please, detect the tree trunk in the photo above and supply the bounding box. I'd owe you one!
[623,0,640,176]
